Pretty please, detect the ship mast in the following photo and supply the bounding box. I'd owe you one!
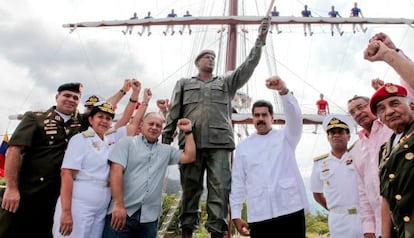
[226,0,238,72]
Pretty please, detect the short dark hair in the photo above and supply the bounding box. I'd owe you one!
[347,95,369,104]
[252,100,273,115]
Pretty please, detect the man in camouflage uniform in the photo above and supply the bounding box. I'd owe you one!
[0,83,83,237]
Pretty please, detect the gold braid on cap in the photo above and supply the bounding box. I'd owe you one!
[98,103,115,115]
[85,95,100,106]
[326,118,349,131]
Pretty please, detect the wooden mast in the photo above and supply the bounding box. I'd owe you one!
[226,0,238,72]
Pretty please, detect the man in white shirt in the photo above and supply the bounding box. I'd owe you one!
[311,115,363,238]
[230,76,309,238]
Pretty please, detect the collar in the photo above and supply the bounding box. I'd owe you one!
[140,134,159,145]
[358,119,386,139]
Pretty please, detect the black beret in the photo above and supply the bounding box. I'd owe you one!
[57,82,83,94]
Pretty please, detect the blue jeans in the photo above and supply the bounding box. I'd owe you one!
[102,209,158,238]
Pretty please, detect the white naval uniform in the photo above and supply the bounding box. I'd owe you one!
[310,150,363,238]
[53,127,126,238]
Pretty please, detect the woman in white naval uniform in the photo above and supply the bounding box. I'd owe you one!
[52,86,152,237]
[52,102,123,238]
[310,115,363,238]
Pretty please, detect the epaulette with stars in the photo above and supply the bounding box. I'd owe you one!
[32,109,46,116]
[313,153,329,162]
[82,131,95,137]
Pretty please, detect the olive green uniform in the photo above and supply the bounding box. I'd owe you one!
[162,38,264,234]
[0,107,82,238]
[379,122,414,238]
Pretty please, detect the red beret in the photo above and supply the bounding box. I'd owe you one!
[369,83,407,114]
[194,49,215,65]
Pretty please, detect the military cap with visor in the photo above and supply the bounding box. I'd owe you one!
[88,101,115,119]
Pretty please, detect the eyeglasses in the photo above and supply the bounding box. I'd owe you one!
[349,103,368,116]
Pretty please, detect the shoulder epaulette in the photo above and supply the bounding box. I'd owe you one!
[105,128,116,135]
[32,109,46,113]
[82,131,95,137]
[31,109,47,116]
[313,153,329,162]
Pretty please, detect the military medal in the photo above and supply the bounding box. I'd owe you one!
[92,141,101,151]
[345,156,353,165]
[322,161,329,172]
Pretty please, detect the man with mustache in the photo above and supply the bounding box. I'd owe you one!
[347,94,394,238]
[369,83,414,238]
[350,32,414,238]
[311,115,364,238]
[230,76,309,238]
[0,83,84,237]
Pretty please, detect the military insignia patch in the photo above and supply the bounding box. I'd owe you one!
[385,85,398,93]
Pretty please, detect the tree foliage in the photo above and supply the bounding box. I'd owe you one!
[160,195,330,237]
[305,210,330,236]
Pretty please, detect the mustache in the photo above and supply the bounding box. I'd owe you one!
[256,120,266,125]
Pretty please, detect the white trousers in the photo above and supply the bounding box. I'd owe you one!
[53,180,111,238]
[328,211,363,238]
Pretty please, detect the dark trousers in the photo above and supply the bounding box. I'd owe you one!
[103,209,158,238]
[179,149,231,233]
[0,186,59,238]
[248,209,306,238]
